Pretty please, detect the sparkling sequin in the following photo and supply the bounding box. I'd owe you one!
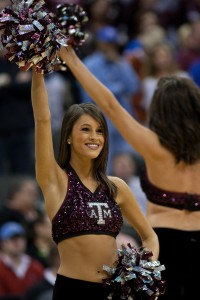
[0,0,88,73]
[140,167,200,211]
[52,164,123,244]
[103,244,166,299]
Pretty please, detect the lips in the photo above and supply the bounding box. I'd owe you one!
[86,143,100,150]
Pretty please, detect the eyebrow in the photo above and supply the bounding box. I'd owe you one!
[80,123,91,126]
[80,123,102,128]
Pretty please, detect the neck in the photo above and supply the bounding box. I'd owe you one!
[69,160,94,179]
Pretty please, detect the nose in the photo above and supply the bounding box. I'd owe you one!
[89,135,96,140]
[89,131,98,140]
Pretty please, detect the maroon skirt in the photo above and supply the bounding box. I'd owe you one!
[52,274,110,300]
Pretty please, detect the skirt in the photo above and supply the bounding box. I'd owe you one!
[154,227,200,300]
[52,274,110,300]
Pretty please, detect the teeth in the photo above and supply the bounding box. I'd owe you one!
[86,143,99,149]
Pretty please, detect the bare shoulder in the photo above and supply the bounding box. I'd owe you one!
[108,176,136,207]
[108,176,128,190]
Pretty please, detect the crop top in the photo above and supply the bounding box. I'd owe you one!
[52,164,123,244]
[140,167,200,211]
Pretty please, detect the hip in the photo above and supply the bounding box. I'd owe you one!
[53,273,109,300]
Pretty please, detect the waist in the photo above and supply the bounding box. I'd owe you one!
[147,202,200,230]
[57,235,118,282]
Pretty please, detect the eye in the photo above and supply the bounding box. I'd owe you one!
[97,128,104,134]
[82,127,89,132]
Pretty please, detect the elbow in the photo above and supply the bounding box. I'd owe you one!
[103,89,119,113]
[34,110,51,122]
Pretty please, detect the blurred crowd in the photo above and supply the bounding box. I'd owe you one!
[1,0,200,298]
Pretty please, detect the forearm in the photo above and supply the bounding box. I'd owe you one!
[141,232,159,261]
[59,46,120,116]
[31,69,56,185]
[31,69,50,121]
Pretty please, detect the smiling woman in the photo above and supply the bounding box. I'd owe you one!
[29,69,163,300]
[57,104,107,171]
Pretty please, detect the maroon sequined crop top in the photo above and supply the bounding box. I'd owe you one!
[140,167,200,211]
[52,164,123,244]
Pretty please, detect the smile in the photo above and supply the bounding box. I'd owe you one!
[86,143,100,149]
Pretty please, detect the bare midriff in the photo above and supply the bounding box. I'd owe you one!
[147,201,200,230]
[57,234,118,282]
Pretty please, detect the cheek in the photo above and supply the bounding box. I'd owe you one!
[71,133,85,144]
[71,135,86,151]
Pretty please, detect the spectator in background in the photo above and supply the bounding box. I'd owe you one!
[0,50,34,175]
[111,152,146,215]
[22,244,60,300]
[0,222,44,299]
[123,11,167,124]
[110,152,147,246]
[26,213,53,268]
[189,57,200,86]
[177,18,200,71]
[137,0,183,39]
[83,0,113,32]
[0,176,42,245]
[78,25,141,173]
[177,22,192,50]
[181,0,200,23]
[142,41,190,113]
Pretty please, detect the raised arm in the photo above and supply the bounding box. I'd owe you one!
[31,69,60,188]
[59,46,161,161]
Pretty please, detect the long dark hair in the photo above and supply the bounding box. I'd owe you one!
[57,103,117,197]
[148,76,200,164]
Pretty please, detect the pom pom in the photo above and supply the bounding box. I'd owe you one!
[0,0,68,73]
[54,3,88,47]
[0,0,70,73]
[103,243,166,300]
[51,2,89,71]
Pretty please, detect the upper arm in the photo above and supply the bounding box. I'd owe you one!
[104,100,163,160]
[111,177,155,242]
[34,119,58,184]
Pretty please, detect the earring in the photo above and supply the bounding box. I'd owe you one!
[67,140,71,144]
